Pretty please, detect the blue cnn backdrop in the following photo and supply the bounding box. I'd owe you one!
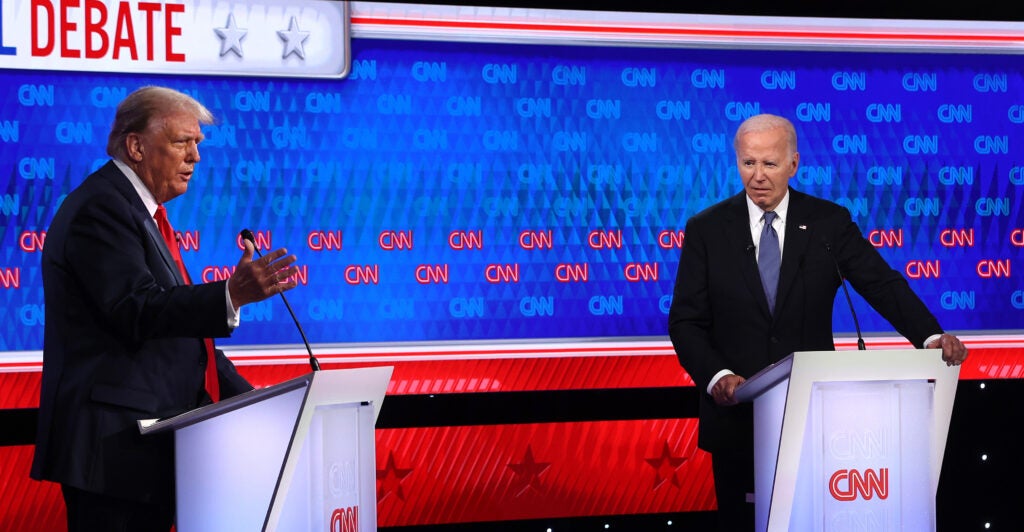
[1,39,1023,351]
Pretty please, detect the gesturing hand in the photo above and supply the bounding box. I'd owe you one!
[228,239,299,309]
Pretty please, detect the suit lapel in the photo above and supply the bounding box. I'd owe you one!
[145,217,186,286]
[776,189,812,313]
[100,161,186,286]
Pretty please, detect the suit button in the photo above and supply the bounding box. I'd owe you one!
[770,336,779,344]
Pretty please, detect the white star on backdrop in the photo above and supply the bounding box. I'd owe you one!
[277,17,310,60]
[214,14,247,58]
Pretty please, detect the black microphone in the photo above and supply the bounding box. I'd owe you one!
[823,240,866,351]
[240,229,320,371]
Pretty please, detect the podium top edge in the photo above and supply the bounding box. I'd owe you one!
[138,373,314,435]
[734,348,953,402]
[735,354,795,402]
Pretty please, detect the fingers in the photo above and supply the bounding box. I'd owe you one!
[939,334,968,367]
[711,375,744,406]
[255,246,291,265]
[264,255,298,287]
[269,267,299,287]
[230,246,300,306]
[241,238,255,260]
[711,386,731,406]
[260,254,297,287]
[247,247,296,274]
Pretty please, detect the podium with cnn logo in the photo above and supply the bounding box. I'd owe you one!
[139,366,392,532]
[735,349,959,531]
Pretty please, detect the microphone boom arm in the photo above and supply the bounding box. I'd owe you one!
[824,241,867,351]
[241,229,320,371]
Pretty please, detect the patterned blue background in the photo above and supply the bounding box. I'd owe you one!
[1,38,1022,350]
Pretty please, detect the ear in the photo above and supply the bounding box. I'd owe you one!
[125,133,144,163]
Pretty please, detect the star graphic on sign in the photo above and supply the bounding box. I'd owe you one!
[214,13,247,58]
[507,445,551,497]
[644,442,689,490]
[376,451,414,502]
[277,16,310,60]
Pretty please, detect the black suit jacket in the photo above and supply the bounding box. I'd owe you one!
[668,189,941,453]
[31,160,252,502]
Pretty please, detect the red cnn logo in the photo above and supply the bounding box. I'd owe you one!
[829,468,889,501]
[330,505,358,532]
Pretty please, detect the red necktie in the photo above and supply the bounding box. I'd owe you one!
[154,205,220,402]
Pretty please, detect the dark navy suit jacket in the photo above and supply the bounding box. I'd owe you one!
[31,160,252,502]
[668,189,942,453]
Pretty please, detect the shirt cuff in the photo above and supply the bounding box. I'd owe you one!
[923,333,942,349]
[225,282,240,329]
[707,369,734,395]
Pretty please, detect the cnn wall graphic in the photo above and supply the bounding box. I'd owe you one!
[1,0,1023,356]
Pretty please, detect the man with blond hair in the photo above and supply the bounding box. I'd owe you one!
[32,86,300,531]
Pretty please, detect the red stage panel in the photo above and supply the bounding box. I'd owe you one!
[232,347,1023,393]
[0,446,65,532]
[1,344,1021,529]
[3,344,1020,406]
[0,371,41,408]
[236,353,694,393]
[958,348,1024,379]
[375,419,714,527]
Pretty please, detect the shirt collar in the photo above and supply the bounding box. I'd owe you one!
[746,189,790,227]
[112,158,159,217]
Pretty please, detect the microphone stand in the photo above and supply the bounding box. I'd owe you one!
[241,229,320,371]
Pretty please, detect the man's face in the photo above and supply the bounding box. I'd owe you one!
[735,127,799,211]
[129,111,204,204]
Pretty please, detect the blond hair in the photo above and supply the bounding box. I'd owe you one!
[106,86,214,160]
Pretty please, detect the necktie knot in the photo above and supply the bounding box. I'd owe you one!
[763,211,777,227]
[154,205,176,249]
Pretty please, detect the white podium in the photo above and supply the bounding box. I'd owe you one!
[140,366,393,532]
[734,350,959,531]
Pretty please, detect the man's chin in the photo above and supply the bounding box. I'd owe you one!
[166,185,189,202]
[750,195,772,208]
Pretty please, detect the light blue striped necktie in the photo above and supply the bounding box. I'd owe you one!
[758,211,781,314]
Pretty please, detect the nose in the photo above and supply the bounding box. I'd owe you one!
[186,141,200,163]
[751,163,768,180]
